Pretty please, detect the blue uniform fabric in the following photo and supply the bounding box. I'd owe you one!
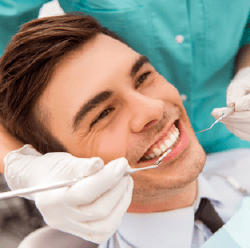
[1,0,250,153]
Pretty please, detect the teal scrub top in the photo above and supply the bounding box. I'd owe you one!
[1,0,250,153]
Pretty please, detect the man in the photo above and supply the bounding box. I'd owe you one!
[0,13,249,247]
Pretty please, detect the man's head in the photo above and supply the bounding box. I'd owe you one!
[0,14,206,211]
[0,13,123,154]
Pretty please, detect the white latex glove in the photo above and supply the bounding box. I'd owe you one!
[212,67,250,141]
[4,145,133,244]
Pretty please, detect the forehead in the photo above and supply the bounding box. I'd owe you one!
[45,34,139,96]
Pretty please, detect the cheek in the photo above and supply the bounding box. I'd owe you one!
[158,79,194,136]
[161,80,182,104]
[162,81,188,120]
[89,122,129,164]
[144,76,182,106]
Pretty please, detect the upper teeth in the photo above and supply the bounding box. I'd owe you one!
[145,127,180,160]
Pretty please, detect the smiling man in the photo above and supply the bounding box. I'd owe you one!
[39,31,206,213]
[0,13,248,248]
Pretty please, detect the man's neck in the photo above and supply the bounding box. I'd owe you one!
[127,180,198,213]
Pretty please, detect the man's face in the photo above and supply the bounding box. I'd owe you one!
[39,34,206,202]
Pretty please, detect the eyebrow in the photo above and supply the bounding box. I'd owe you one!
[130,55,150,78]
[73,91,113,132]
[72,55,150,132]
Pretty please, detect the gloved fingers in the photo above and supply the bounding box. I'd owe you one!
[224,123,250,141]
[214,110,250,125]
[227,66,250,106]
[40,154,104,182]
[234,94,250,111]
[34,186,68,211]
[227,83,246,107]
[34,175,130,220]
[65,176,133,222]
[61,156,104,179]
[6,149,105,190]
[211,109,250,141]
[212,107,250,123]
[45,177,132,243]
[35,159,130,210]
[63,177,133,234]
[211,107,229,120]
[7,144,42,157]
[63,158,129,205]
[4,145,41,176]
[4,144,43,191]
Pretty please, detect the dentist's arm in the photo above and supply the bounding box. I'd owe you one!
[212,44,250,141]
[0,124,133,244]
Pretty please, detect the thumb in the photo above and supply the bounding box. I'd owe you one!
[211,107,228,120]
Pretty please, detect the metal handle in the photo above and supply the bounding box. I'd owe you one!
[0,149,172,201]
[0,178,81,201]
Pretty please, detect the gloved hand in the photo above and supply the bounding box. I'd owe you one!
[212,67,250,141]
[4,145,133,244]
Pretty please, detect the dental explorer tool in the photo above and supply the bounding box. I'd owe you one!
[195,106,234,133]
[0,148,172,201]
[124,148,172,175]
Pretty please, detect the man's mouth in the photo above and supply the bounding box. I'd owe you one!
[138,120,180,163]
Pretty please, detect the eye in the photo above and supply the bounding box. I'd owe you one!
[91,107,115,127]
[135,72,151,89]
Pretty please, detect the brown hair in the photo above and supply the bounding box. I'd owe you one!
[0,13,124,154]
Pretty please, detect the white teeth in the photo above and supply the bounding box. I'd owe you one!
[173,131,179,138]
[149,153,156,159]
[142,127,180,161]
[170,134,177,143]
[160,144,167,152]
[164,139,172,148]
[153,148,162,157]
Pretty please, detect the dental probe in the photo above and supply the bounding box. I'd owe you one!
[124,148,172,176]
[195,106,234,133]
[0,148,172,201]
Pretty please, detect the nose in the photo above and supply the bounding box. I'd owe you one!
[128,93,164,133]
